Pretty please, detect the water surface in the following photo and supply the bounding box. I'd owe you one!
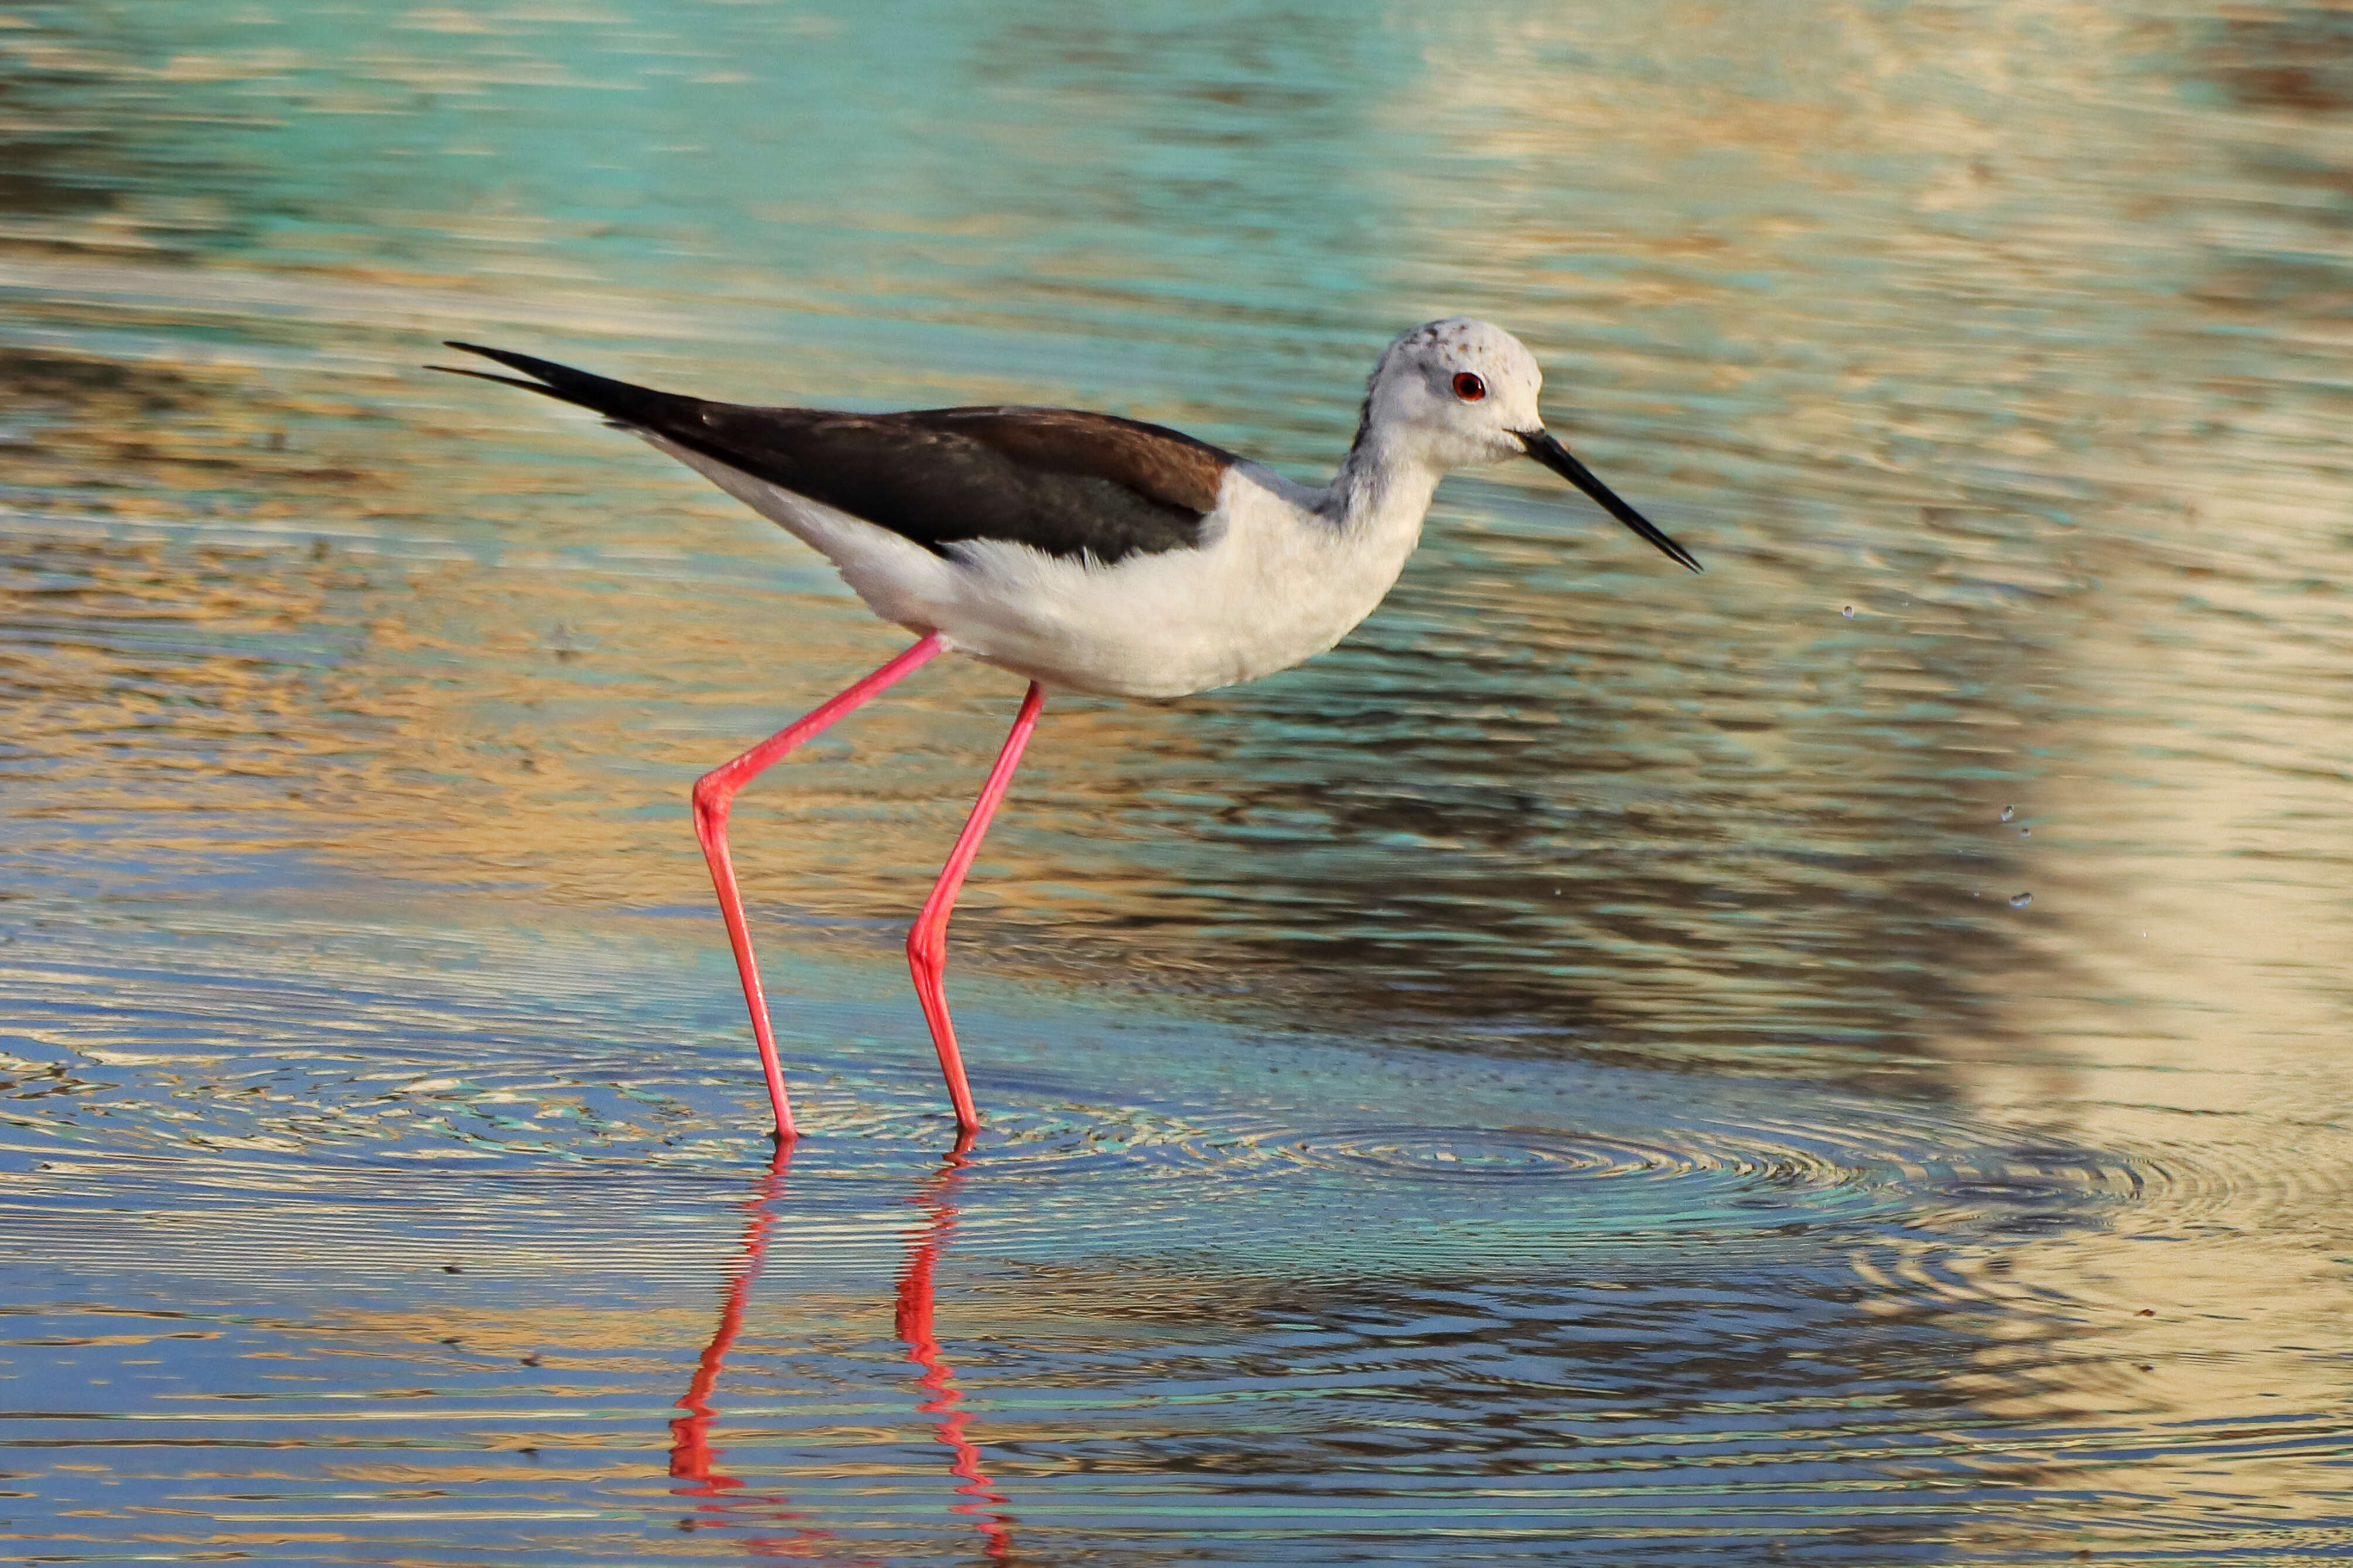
[5,0,2353,1561]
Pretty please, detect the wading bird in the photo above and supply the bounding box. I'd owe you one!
[440,319,1699,1141]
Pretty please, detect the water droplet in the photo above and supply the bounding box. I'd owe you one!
[2008,891,2033,908]
[2000,805,2015,822]
[1840,604,1854,617]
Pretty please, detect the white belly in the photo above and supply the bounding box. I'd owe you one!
[934,474,1424,697]
[649,437,1429,699]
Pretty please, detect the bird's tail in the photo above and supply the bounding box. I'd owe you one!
[429,341,710,429]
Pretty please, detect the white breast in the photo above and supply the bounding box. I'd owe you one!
[648,435,1435,699]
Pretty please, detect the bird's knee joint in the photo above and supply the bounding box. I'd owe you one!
[690,771,730,826]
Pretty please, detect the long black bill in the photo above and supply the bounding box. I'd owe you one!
[1517,429,1701,573]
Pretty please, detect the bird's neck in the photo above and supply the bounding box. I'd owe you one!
[1322,426,1442,536]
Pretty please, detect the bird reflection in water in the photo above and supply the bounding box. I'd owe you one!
[666,1141,833,1555]
[895,1136,1014,1560]
[667,1137,1014,1560]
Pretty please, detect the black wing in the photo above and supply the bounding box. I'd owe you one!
[437,343,1236,564]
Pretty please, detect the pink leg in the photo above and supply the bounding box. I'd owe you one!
[693,634,944,1142]
[908,682,1046,1134]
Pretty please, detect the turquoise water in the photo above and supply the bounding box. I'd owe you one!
[6,0,2353,1560]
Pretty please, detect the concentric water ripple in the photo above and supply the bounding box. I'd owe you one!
[0,886,2320,1300]
[0,932,2195,1292]
[1267,1123,1790,1183]
[9,914,2353,1565]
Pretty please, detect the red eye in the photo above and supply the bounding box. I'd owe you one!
[1451,371,1486,401]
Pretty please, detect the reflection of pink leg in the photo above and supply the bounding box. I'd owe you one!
[669,1144,837,1554]
[693,635,946,1142]
[907,682,1045,1134]
[896,1136,1014,1559]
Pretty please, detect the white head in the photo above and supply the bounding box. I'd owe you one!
[1358,316,1544,470]
[1355,316,1701,572]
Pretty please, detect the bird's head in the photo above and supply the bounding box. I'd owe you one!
[1362,317,1700,572]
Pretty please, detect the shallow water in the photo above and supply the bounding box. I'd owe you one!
[5,0,2353,1561]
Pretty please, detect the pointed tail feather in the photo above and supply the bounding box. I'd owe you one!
[429,341,708,429]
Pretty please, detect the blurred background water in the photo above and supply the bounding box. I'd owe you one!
[4,0,2352,1561]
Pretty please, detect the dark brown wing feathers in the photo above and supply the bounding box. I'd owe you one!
[438,343,1232,563]
[930,407,1225,513]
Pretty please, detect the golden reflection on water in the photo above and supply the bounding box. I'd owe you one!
[1923,488,2353,1535]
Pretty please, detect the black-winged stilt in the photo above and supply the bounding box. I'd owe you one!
[438,319,1699,1141]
